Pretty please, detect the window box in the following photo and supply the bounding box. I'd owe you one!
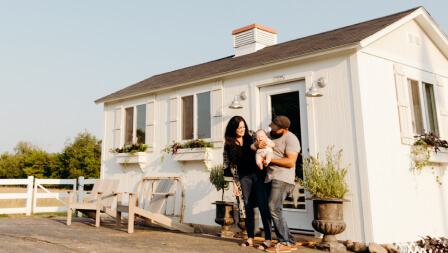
[174,148,212,171]
[116,152,147,172]
[428,147,448,164]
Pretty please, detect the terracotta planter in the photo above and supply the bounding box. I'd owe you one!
[308,197,349,252]
[212,201,235,238]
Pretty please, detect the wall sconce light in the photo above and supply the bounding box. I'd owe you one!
[229,91,248,109]
[306,77,327,97]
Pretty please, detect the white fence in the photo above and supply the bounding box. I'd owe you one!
[0,176,97,216]
[0,176,34,215]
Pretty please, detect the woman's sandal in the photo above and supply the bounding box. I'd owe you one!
[241,241,253,247]
[258,243,270,250]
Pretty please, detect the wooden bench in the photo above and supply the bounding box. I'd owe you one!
[67,179,119,227]
[116,177,193,233]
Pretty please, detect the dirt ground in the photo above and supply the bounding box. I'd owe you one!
[0,217,327,253]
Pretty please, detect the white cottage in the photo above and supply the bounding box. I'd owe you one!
[95,7,448,245]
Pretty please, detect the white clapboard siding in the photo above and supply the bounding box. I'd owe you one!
[394,63,413,145]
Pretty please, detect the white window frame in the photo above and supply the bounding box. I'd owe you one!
[180,89,212,141]
[406,74,440,136]
[124,103,147,144]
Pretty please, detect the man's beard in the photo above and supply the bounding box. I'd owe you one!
[270,131,283,139]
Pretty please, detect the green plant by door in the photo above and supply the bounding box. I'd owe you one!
[298,146,349,199]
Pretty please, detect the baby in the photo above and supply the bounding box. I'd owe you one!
[252,129,275,170]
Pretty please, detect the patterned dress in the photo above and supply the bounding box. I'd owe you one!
[223,131,256,220]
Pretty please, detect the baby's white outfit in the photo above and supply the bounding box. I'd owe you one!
[256,138,273,156]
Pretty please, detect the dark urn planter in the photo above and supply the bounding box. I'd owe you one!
[309,197,349,252]
[212,201,235,238]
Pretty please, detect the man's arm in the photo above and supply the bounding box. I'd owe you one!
[270,151,298,168]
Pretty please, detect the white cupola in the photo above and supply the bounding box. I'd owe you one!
[232,24,277,57]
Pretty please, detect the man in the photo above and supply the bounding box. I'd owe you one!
[255,116,300,253]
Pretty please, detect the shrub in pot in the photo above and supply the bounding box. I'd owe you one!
[298,146,350,252]
[209,164,234,238]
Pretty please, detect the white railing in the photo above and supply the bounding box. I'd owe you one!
[33,178,77,213]
[0,176,34,215]
[0,176,97,216]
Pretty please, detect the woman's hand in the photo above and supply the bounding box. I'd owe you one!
[255,140,267,149]
[233,181,241,196]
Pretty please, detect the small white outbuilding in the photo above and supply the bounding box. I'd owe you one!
[95,7,448,245]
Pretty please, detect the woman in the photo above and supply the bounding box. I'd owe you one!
[223,116,272,250]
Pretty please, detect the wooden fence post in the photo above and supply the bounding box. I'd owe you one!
[26,176,34,216]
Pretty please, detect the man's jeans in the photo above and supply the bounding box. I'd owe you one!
[265,179,297,246]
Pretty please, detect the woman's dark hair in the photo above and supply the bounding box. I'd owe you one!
[224,116,252,164]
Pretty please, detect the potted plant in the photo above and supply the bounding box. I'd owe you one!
[411,132,448,185]
[209,164,235,238]
[110,143,148,171]
[161,139,214,170]
[298,146,350,252]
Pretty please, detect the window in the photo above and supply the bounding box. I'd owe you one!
[124,104,146,144]
[181,91,211,140]
[407,79,439,136]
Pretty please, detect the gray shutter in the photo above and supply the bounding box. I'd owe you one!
[435,75,448,139]
[114,106,123,148]
[169,94,179,142]
[146,95,156,152]
[211,81,224,148]
[393,64,413,145]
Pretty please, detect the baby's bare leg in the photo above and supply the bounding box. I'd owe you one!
[256,154,264,170]
[263,153,272,166]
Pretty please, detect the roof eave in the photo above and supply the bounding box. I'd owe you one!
[94,43,359,105]
[360,7,448,58]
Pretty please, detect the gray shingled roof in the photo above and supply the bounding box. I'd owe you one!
[95,7,420,103]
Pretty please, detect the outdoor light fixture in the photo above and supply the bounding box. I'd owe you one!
[229,91,248,109]
[306,77,327,97]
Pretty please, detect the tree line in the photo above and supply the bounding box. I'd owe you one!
[0,131,101,179]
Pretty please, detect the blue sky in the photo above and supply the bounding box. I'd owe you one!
[1,1,447,154]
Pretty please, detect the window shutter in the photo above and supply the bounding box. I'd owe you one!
[169,94,179,142]
[435,75,448,139]
[211,81,224,148]
[114,106,123,148]
[393,64,413,144]
[146,95,156,152]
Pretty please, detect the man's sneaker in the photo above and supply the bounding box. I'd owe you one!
[265,243,291,252]
[290,244,298,251]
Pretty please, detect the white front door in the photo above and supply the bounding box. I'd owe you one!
[259,80,314,233]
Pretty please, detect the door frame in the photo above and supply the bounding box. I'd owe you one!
[249,71,321,232]
[249,71,319,156]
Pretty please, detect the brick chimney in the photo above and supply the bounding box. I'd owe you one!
[232,24,277,57]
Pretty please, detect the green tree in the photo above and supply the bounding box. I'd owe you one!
[0,152,24,179]
[60,131,101,179]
